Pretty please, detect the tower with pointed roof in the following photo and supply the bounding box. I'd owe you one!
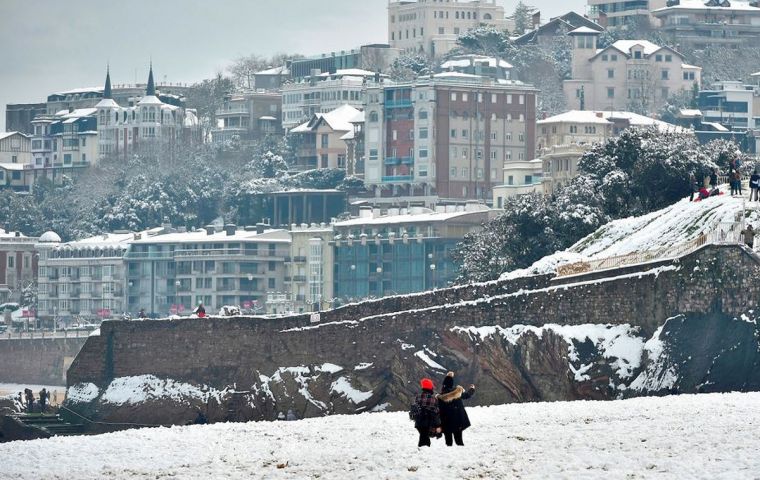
[146,62,156,96]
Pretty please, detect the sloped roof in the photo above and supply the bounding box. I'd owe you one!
[440,55,513,70]
[538,110,686,132]
[653,0,760,13]
[0,131,29,141]
[610,40,663,56]
[514,11,604,45]
[291,104,362,134]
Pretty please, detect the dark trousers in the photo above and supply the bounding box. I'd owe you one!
[444,429,464,446]
[416,427,431,447]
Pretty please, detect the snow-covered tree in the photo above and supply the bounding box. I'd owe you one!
[389,52,434,81]
[508,1,537,36]
[247,151,288,179]
[455,25,513,57]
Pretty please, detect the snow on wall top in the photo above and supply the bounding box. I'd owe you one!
[568,196,744,259]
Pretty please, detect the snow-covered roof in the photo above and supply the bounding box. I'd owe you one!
[291,104,362,134]
[653,0,760,13]
[678,109,703,118]
[131,229,291,245]
[137,95,163,106]
[318,68,384,78]
[608,40,663,57]
[701,121,730,132]
[259,115,277,121]
[568,26,602,34]
[440,55,513,70]
[0,229,28,240]
[682,64,701,70]
[95,98,119,109]
[334,206,491,228]
[39,231,62,243]
[0,163,27,171]
[0,131,28,141]
[538,110,685,132]
[751,71,760,77]
[433,71,483,79]
[51,87,102,96]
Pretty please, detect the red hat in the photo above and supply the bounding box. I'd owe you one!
[420,378,434,390]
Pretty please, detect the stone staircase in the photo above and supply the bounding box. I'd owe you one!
[13,413,84,436]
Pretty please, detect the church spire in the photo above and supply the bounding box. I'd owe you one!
[146,62,156,96]
[103,64,112,99]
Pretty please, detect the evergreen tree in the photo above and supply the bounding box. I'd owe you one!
[509,1,536,36]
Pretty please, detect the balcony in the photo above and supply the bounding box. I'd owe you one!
[216,105,250,116]
[382,175,414,183]
[292,275,307,282]
[291,256,307,262]
[384,99,412,109]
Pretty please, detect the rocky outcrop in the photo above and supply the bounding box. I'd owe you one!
[63,245,760,431]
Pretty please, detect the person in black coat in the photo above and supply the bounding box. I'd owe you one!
[437,371,475,446]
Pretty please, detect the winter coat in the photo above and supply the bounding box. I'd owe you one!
[710,173,718,187]
[413,389,441,430]
[437,385,474,432]
[750,174,760,189]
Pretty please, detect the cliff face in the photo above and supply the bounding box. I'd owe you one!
[63,246,760,429]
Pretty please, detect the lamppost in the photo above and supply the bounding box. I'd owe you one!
[376,266,383,297]
[247,273,254,313]
[430,263,437,289]
[349,264,356,300]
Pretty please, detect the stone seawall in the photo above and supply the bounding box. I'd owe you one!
[0,337,87,385]
[64,245,760,428]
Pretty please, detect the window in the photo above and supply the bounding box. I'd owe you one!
[418,109,427,119]
[439,27,444,34]
[461,168,468,178]
[661,87,669,99]
[462,129,468,138]
[518,133,524,142]
[369,111,378,122]
[490,151,497,160]
[508,175,514,185]
[570,125,578,134]
[419,128,428,139]
[611,54,618,61]
[602,54,608,61]
[607,69,615,79]
[491,168,497,180]
[450,167,457,177]
[392,130,398,140]
[665,54,672,62]
[268,278,276,289]
[450,129,456,138]
[7,256,14,268]
[656,54,663,62]
[505,150,512,160]
[661,70,669,80]
[491,94,497,103]
[476,168,483,179]
[451,92,457,101]
[462,93,468,101]
[419,148,428,158]
[607,87,615,98]
[63,154,72,165]
[519,95,524,105]
[369,148,378,161]
[507,94,513,104]
[634,50,642,59]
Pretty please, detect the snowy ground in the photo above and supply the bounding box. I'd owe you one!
[1,392,759,479]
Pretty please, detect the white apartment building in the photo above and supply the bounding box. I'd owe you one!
[492,159,543,207]
[587,0,667,28]
[282,69,383,129]
[285,224,335,313]
[36,231,137,324]
[388,0,510,56]
[652,0,760,50]
[698,80,760,130]
[563,32,701,114]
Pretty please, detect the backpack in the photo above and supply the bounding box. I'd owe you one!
[409,402,421,422]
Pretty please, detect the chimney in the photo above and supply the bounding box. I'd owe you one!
[205,225,215,236]
[224,224,236,236]
[359,206,373,218]
[68,107,74,113]
[532,11,540,29]
[597,11,608,28]
[256,223,266,234]
[596,112,603,118]
[15,232,20,237]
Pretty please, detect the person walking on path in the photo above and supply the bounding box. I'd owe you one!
[741,225,755,249]
[194,303,206,318]
[39,388,48,413]
[750,169,760,202]
[710,168,718,190]
[437,372,476,446]
[24,389,34,413]
[411,378,441,447]
[689,172,699,202]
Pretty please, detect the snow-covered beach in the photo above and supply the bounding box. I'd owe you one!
[1,392,758,479]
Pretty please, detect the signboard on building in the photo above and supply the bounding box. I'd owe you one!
[310,313,320,323]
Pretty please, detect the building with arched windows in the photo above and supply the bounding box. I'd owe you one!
[96,65,199,158]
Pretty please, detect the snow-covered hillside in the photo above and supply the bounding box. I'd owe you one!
[2,392,759,479]
[504,194,753,279]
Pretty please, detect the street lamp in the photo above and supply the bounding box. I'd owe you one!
[430,263,437,289]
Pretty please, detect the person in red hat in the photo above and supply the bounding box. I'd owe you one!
[410,377,441,447]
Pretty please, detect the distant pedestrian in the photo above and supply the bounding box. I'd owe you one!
[710,168,718,189]
[750,169,760,202]
[410,378,441,447]
[24,388,34,413]
[741,225,755,249]
[39,388,48,412]
[193,409,207,425]
[138,308,147,319]
[437,372,476,447]
[194,303,206,318]
[53,390,58,405]
[689,172,699,202]
[731,171,739,196]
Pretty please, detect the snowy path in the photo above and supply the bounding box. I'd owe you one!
[1,393,759,479]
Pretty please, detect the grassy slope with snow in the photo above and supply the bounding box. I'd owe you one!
[1,392,759,479]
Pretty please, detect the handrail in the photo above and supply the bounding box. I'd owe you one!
[556,220,745,277]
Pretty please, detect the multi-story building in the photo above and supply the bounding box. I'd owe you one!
[211,92,282,144]
[45,83,193,116]
[388,0,510,56]
[0,132,31,191]
[363,75,538,203]
[287,45,400,81]
[0,229,38,305]
[652,0,760,50]
[290,104,363,170]
[563,33,701,114]
[36,231,142,324]
[492,159,544,206]
[124,226,291,316]
[95,66,199,159]
[285,224,335,313]
[438,55,514,80]
[5,103,46,136]
[332,203,494,303]
[535,110,685,194]
[282,69,385,129]
[254,66,290,91]
[27,108,98,187]
[698,80,760,130]
[587,0,667,28]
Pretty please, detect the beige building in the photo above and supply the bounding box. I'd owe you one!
[536,110,686,194]
[388,0,510,56]
[290,104,363,171]
[211,91,282,145]
[0,229,38,305]
[492,159,543,207]
[652,0,760,50]
[0,132,32,191]
[564,32,701,114]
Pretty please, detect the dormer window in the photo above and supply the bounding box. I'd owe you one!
[634,50,642,59]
